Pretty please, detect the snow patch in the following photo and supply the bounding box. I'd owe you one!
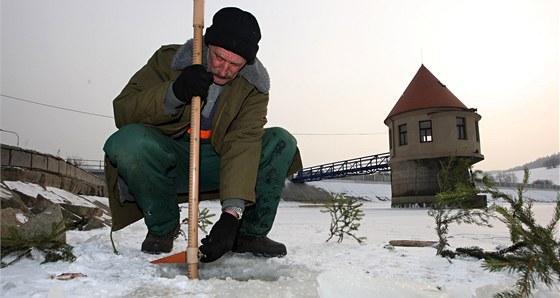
[317,269,442,297]
[15,212,28,223]
[3,181,66,204]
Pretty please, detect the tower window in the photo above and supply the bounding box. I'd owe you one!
[389,129,393,149]
[457,117,467,140]
[475,121,480,142]
[419,120,432,143]
[398,124,407,146]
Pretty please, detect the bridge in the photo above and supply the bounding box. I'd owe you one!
[71,153,392,184]
[67,159,106,180]
[290,152,391,183]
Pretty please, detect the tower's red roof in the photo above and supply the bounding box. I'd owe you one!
[386,65,468,119]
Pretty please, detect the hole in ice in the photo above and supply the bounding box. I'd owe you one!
[155,253,315,282]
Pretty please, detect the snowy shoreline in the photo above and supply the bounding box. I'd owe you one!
[1,174,559,297]
[2,194,559,297]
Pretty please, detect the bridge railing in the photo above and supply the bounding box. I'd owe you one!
[291,152,391,183]
[68,159,104,171]
[71,153,393,184]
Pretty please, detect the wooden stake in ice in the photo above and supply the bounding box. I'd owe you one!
[187,0,204,280]
[150,0,205,272]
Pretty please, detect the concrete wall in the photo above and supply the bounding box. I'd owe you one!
[1,144,107,196]
[389,158,441,207]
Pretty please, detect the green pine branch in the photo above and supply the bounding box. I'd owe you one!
[181,206,216,235]
[479,168,560,298]
[452,168,560,297]
[321,193,366,244]
[430,155,493,255]
[1,220,75,268]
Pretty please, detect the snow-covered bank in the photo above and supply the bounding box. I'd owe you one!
[308,179,559,203]
[486,166,560,186]
[307,180,392,202]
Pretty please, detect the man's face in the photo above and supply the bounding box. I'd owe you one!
[208,45,247,85]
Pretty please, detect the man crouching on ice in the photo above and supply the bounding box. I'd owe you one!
[103,7,302,262]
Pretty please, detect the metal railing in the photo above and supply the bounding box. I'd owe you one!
[291,152,391,183]
[68,159,104,171]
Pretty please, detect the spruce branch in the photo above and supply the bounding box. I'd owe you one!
[478,168,560,298]
[181,206,215,235]
[198,207,215,234]
[321,193,366,244]
[430,155,493,255]
[1,220,75,267]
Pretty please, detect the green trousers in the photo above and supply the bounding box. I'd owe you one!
[103,124,297,237]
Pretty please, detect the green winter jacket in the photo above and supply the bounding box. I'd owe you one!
[105,41,302,231]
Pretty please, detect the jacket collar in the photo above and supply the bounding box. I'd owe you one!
[171,38,270,94]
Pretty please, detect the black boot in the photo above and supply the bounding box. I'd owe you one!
[141,225,180,254]
[232,235,287,258]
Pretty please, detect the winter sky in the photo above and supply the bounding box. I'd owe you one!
[1,0,558,171]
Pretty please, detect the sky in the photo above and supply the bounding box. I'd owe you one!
[1,0,558,171]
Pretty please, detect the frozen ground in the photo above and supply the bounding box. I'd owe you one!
[1,179,559,297]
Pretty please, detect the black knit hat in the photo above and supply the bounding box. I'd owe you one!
[205,7,261,64]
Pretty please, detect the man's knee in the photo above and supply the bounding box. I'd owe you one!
[104,124,167,165]
[264,127,297,153]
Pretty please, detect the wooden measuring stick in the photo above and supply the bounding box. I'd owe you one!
[187,0,204,280]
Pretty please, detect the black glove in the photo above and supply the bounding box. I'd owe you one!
[172,64,214,103]
[199,212,239,263]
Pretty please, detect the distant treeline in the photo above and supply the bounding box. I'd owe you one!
[506,152,560,171]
